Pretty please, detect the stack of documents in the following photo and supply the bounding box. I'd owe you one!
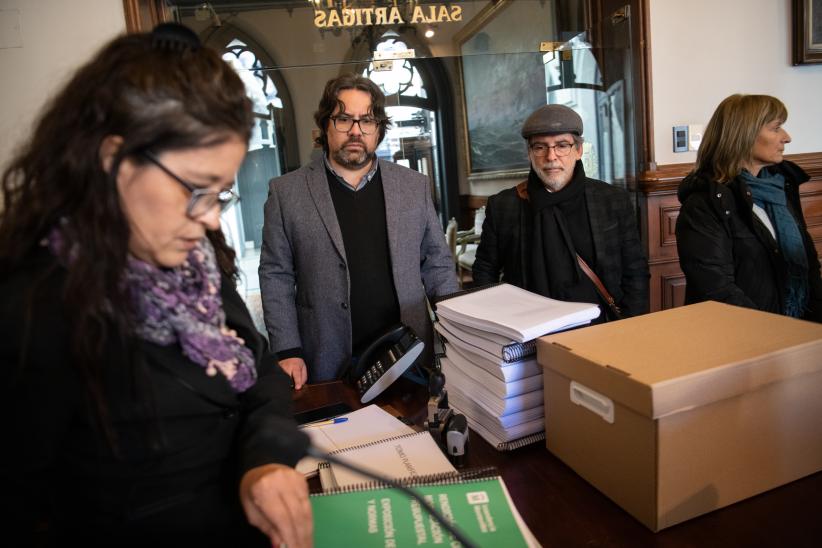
[435,284,600,450]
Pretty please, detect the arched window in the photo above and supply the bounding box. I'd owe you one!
[219,37,283,251]
[223,38,283,115]
[365,36,428,99]
[204,28,298,313]
[363,34,444,218]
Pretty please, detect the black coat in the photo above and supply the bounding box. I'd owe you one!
[472,175,650,318]
[0,249,296,546]
[675,160,822,322]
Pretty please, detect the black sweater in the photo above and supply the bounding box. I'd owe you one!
[327,167,400,355]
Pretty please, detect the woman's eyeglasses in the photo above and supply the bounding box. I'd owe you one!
[141,151,239,218]
[529,141,576,158]
[329,115,380,135]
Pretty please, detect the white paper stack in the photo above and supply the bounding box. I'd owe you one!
[435,284,600,450]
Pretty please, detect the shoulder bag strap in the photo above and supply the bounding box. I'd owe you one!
[576,254,623,320]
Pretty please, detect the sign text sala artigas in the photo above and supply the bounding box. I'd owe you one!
[313,1,463,28]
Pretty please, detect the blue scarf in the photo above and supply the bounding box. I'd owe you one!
[741,169,808,318]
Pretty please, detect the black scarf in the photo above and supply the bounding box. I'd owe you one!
[527,162,602,321]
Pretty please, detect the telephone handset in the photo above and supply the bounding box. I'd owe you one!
[347,324,424,404]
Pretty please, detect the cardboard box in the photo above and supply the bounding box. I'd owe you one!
[537,301,822,531]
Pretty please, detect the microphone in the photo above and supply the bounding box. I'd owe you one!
[266,420,477,548]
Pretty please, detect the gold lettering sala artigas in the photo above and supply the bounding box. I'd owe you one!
[314,4,463,28]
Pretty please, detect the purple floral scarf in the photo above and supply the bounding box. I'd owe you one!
[124,239,257,392]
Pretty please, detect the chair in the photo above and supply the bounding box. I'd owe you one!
[455,229,480,288]
[445,217,458,262]
[445,218,481,288]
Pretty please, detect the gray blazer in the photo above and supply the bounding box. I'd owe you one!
[259,156,458,382]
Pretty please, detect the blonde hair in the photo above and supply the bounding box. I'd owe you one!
[694,94,788,183]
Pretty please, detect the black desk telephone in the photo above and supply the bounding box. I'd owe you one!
[346,324,424,403]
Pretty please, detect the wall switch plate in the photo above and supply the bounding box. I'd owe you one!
[688,124,704,152]
[0,9,23,49]
[673,126,688,153]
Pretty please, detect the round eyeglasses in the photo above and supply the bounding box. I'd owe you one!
[141,151,239,218]
[330,115,380,135]
[529,141,576,158]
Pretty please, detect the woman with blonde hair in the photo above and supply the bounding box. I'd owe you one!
[676,94,821,321]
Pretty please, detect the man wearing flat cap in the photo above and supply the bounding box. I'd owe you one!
[472,104,649,322]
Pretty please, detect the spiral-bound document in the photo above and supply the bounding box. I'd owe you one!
[435,319,542,383]
[311,467,539,547]
[318,430,456,491]
[437,316,538,363]
[297,405,415,478]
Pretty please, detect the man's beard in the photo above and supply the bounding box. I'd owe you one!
[534,163,571,192]
[332,138,375,170]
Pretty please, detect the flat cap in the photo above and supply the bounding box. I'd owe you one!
[521,104,583,139]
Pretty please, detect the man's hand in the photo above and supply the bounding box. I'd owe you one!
[240,463,313,547]
[279,357,308,390]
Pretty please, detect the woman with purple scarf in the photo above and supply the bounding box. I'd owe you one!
[0,24,311,546]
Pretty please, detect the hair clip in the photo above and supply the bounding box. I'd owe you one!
[151,23,201,53]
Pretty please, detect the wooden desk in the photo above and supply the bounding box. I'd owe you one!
[294,381,821,547]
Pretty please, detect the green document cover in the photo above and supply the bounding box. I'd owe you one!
[311,477,531,547]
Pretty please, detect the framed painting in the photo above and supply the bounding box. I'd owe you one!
[455,0,551,178]
[793,0,822,64]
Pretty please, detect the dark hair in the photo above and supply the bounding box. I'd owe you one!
[695,94,788,183]
[0,24,253,437]
[313,73,391,150]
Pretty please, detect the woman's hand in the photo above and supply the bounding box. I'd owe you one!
[240,463,313,547]
[278,357,308,390]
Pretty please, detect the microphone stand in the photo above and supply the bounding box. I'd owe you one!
[306,445,478,548]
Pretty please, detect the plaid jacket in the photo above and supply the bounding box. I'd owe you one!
[473,176,650,318]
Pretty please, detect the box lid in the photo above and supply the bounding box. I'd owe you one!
[538,302,822,419]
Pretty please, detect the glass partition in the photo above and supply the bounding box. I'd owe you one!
[166,0,639,300]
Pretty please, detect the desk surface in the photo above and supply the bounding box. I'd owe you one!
[294,380,821,548]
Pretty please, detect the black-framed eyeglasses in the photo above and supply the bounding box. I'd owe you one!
[330,115,380,135]
[141,151,239,218]
[529,141,576,158]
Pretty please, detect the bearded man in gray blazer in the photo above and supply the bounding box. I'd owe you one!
[259,74,458,388]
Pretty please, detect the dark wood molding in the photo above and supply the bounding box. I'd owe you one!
[122,0,171,33]
[793,0,822,65]
[789,151,822,176]
[637,163,693,193]
[590,0,654,173]
[122,0,141,32]
[637,151,822,194]
[639,0,654,170]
